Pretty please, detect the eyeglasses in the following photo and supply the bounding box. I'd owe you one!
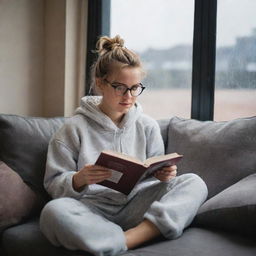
[104,79,145,97]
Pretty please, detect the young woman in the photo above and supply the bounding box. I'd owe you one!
[40,35,208,256]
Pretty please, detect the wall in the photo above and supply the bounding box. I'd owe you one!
[0,0,44,116]
[0,0,87,117]
[65,0,87,117]
[43,0,66,117]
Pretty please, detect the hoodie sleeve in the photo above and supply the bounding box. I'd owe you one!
[44,125,87,199]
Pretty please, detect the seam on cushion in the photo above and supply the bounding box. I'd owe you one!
[197,204,256,216]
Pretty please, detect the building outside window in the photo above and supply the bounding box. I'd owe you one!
[110,0,194,119]
[214,0,256,121]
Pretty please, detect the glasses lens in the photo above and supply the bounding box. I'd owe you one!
[131,85,143,96]
[112,83,144,96]
[114,85,127,96]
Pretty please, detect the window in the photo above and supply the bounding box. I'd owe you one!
[110,0,194,119]
[86,0,255,121]
[214,0,256,121]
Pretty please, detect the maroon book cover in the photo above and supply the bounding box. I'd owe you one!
[95,150,183,195]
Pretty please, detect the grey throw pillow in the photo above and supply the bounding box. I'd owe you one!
[167,116,256,198]
[0,114,66,199]
[193,174,256,235]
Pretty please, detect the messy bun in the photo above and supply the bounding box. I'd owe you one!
[89,35,145,94]
[96,35,125,56]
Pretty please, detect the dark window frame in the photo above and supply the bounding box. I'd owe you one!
[85,0,111,95]
[191,0,217,120]
[85,0,217,121]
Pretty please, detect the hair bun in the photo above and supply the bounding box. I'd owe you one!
[96,35,124,56]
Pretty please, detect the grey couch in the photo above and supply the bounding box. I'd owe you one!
[0,114,256,256]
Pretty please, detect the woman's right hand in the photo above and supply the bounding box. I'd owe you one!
[72,164,112,192]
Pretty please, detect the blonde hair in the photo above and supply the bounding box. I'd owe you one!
[89,35,144,94]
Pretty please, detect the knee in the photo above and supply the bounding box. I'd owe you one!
[179,173,208,199]
[40,199,58,227]
[40,198,74,227]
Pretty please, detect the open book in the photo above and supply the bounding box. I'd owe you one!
[95,150,183,195]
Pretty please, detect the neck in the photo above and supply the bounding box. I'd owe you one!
[98,103,124,126]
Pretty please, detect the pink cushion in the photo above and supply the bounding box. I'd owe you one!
[0,161,44,231]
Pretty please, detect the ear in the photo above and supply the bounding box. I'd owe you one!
[95,78,105,94]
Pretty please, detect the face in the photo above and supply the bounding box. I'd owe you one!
[97,67,142,120]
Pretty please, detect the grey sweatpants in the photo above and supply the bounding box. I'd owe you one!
[40,174,208,256]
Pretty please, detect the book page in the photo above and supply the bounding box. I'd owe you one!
[144,153,182,166]
[102,150,143,165]
[106,169,124,184]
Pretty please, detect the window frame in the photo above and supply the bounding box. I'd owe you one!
[85,0,217,121]
[85,0,111,95]
[191,0,217,120]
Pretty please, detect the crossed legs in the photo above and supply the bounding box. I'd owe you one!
[40,174,208,255]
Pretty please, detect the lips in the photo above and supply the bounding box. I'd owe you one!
[119,102,132,106]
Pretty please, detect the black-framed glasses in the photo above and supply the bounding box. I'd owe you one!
[104,79,145,97]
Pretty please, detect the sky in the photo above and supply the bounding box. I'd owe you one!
[110,0,256,52]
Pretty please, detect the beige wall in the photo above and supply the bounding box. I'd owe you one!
[0,0,44,116]
[0,0,87,117]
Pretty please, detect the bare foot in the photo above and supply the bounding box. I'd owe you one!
[124,219,161,249]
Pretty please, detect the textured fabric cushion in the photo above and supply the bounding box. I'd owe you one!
[193,174,256,235]
[1,219,78,256]
[166,116,256,198]
[0,161,45,232]
[3,221,256,256]
[0,114,66,199]
[157,119,170,148]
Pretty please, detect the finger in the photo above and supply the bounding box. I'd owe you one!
[91,171,111,177]
[165,170,177,177]
[87,169,111,176]
[170,169,177,176]
[162,165,177,171]
[93,165,111,171]
[154,174,170,182]
[83,164,110,170]
[87,176,111,185]
[155,170,176,179]
[156,169,172,175]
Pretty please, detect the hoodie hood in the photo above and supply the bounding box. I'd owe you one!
[75,96,143,131]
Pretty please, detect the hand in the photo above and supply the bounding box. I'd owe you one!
[154,165,177,182]
[73,164,112,192]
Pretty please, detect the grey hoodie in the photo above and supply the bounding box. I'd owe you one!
[44,96,165,203]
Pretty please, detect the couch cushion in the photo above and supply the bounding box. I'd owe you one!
[0,114,66,199]
[126,227,256,256]
[166,116,256,198]
[1,219,79,256]
[193,173,256,235]
[0,161,45,232]
[2,220,256,256]
[157,119,170,148]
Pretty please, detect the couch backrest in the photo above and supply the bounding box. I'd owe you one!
[166,116,256,198]
[157,119,170,147]
[0,115,169,199]
[0,114,66,199]
[1,114,255,200]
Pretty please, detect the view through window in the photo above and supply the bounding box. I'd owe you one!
[215,0,256,121]
[110,0,194,119]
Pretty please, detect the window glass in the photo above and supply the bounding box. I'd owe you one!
[110,0,194,119]
[215,0,256,121]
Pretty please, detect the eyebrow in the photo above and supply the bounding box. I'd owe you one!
[111,81,141,87]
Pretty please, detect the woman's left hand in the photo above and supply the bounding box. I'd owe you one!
[154,165,177,182]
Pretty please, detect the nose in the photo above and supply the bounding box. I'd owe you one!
[123,88,133,97]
